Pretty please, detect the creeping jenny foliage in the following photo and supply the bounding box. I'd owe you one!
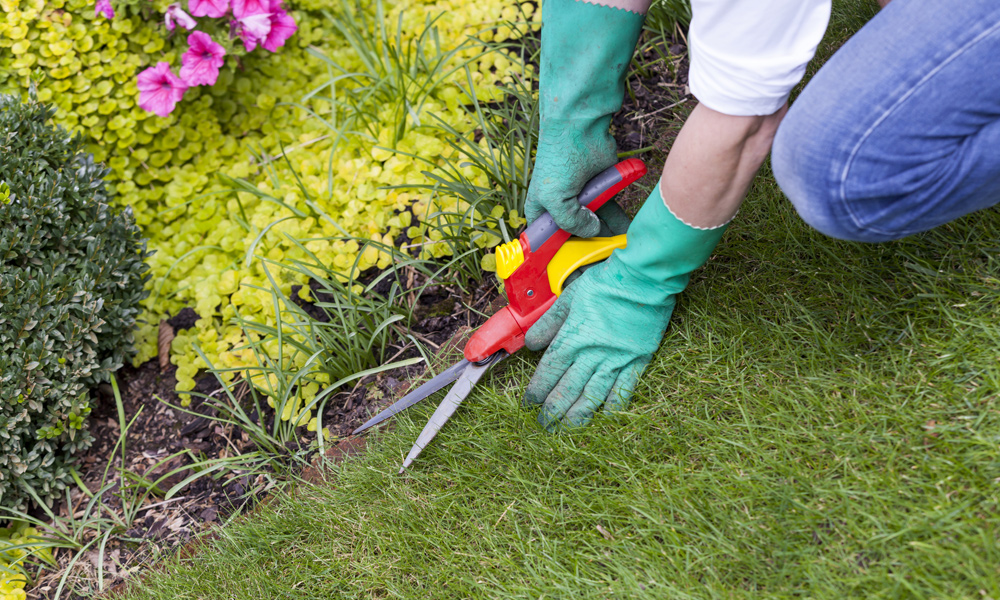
[1,0,536,409]
[0,94,150,510]
[0,522,52,600]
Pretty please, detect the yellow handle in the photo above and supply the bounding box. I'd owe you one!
[547,234,627,296]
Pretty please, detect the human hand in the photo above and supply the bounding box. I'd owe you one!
[525,121,623,237]
[527,0,648,237]
[523,253,673,431]
[523,181,729,431]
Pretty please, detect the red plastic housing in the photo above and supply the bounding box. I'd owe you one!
[464,158,647,362]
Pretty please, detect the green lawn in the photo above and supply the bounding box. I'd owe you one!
[123,2,1000,598]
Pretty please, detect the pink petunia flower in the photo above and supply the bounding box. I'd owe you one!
[261,0,296,52]
[188,0,228,18]
[165,3,197,31]
[237,11,272,51]
[137,62,188,117]
[180,31,226,86]
[231,0,267,18]
[94,0,114,19]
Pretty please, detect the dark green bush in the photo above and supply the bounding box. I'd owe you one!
[0,93,150,509]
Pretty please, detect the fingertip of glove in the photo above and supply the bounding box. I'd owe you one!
[537,406,562,433]
[550,205,601,238]
[603,394,631,414]
[523,329,545,352]
[603,361,646,413]
[561,411,593,429]
[525,205,543,223]
[522,385,544,407]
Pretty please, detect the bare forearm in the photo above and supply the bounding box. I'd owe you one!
[659,103,786,228]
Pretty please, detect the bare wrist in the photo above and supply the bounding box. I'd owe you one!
[658,103,786,229]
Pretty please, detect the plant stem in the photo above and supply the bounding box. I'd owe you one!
[617,145,656,159]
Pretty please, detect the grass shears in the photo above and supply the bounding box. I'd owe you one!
[353,158,648,472]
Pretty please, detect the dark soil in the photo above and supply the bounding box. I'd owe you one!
[614,42,691,155]
[28,28,691,600]
[28,269,497,598]
[611,33,693,215]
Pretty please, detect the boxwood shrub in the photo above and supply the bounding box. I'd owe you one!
[0,93,150,509]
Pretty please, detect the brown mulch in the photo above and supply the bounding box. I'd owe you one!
[25,28,692,600]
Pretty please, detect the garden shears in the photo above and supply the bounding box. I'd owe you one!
[353,158,648,472]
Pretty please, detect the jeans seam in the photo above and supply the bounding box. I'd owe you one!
[838,19,1000,238]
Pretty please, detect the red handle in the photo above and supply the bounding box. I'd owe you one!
[464,158,647,362]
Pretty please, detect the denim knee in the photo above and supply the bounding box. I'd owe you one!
[772,111,876,242]
[774,102,1000,244]
[772,0,1000,244]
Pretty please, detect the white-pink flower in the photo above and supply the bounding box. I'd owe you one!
[188,0,228,18]
[180,31,226,86]
[165,3,197,31]
[137,62,188,117]
[261,0,296,52]
[231,0,267,18]
[94,0,114,19]
[237,11,272,52]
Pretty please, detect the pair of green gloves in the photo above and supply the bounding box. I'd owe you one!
[524,0,727,431]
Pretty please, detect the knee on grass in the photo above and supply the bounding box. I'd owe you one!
[772,108,913,244]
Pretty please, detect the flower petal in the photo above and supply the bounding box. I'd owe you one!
[238,12,271,51]
[94,0,114,19]
[231,0,266,18]
[188,0,228,18]
[263,8,296,52]
[166,3,197,30]
[136,63,187,116]
[180,34,226,86]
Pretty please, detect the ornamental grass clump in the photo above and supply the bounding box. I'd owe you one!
[0,93,150,510]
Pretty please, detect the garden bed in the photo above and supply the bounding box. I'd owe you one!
[97,3,1000,595]
[1,1,698,594]
[23,23,693,597]
[29,270,497,598]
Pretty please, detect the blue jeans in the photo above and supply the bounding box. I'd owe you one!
[772,0,1000,242]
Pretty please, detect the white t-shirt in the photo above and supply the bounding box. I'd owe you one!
[688,0,832,116]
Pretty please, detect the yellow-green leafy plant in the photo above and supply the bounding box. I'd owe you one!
[196,74,535,422]
[393,63,537,280]
[0,522,55,600]
[160,1,537,406]
[0,0,538,404]
[190,237,438,450]
[0,93,150,510]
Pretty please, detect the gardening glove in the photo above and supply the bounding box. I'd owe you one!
[526,0,650,238]
[524,182,728,431]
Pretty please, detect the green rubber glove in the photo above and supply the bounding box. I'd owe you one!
[526,0,648,238]
[524,183,728,431]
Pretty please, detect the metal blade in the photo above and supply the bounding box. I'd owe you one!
[398,352,504,473]
[352,359,471,435]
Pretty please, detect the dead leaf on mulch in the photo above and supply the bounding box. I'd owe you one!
[158,320,174,373]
